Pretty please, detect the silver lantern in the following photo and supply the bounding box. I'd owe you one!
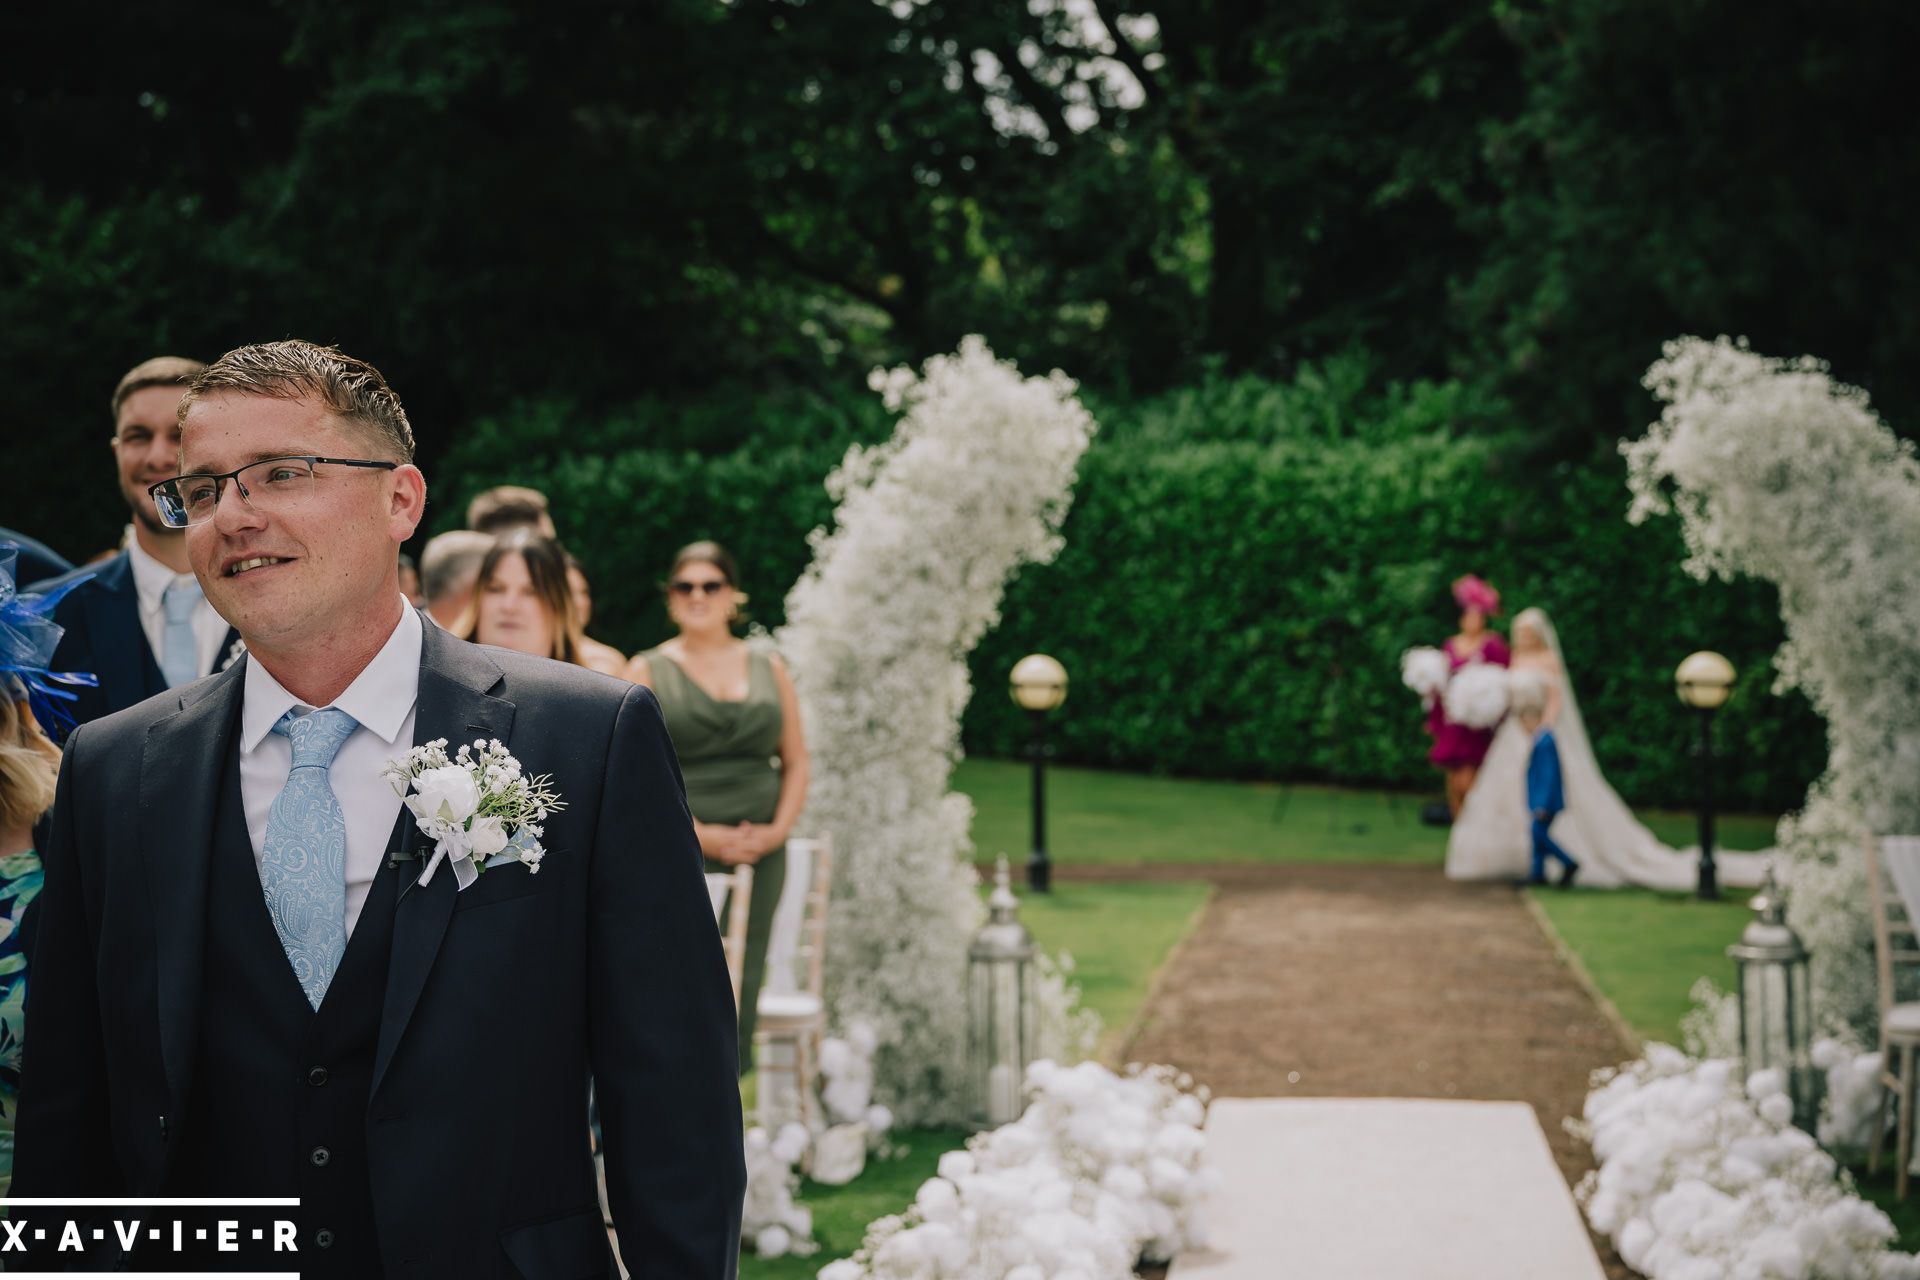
[1727,863,1820,1130]
[969,856,1036,1129]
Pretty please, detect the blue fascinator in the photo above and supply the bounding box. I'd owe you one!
[0,545,99,734]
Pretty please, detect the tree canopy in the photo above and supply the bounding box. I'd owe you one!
[5,0,1916,558]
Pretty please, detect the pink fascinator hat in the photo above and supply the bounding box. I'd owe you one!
[1451,574,1501,617]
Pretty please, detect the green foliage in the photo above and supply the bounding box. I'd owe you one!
[437,362,1824,811]
[966,370,1824,811]
[433,387,893,648]
[8,0,1917,570]
[1460,0,1920,446]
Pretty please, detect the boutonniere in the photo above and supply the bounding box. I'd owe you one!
[381,738,566,891]
[221,636,248,671]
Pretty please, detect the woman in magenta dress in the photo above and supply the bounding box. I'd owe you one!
[1426,575,1510,817]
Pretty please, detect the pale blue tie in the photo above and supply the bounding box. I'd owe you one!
[160,578,202,687]
[261,707,359,1009]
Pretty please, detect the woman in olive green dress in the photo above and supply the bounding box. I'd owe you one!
[624,542,809,1074]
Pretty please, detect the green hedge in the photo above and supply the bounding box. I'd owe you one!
[436,362,1826,812]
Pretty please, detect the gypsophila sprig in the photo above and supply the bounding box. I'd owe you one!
[382,737,565,890]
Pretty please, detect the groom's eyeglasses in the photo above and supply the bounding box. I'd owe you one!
[669,580,728,597]
[148,456,399,529]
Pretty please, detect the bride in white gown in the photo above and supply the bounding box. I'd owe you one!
[1444,607,1771,889]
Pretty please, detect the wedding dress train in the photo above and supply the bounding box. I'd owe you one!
[1444,609,1771,889]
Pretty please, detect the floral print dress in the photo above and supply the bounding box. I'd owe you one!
[0,847,44,1196]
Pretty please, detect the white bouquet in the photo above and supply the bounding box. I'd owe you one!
[1400,647,1449,703]
[1443,664,1509,729]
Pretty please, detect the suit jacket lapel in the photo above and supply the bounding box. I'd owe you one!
[372,620,514,1100]
[143,661,246,1117]
[88,553,166,710]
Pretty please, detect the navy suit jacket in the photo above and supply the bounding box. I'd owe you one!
[1527,728,1564,817]
[28,550,238,737]
[13,617,746,1277]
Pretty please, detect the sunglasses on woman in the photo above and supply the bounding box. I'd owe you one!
[670,580,729,596]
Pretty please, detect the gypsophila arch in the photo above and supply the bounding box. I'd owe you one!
[1626,335,1920,1040]
[775,336,1100,1126]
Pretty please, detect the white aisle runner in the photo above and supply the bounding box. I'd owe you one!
[1169,1097,1606,1280]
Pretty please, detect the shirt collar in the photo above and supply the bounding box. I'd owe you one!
[125,529,196,612]
[240,602,424,753]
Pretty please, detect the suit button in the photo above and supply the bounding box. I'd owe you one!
[311,1146,331,1167]
[307,1066,329,1087]
[314,1229,335,1249]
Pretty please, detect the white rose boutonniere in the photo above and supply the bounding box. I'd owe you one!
[382,738,565,890]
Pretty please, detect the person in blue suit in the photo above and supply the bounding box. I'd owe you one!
[1514,670,1579,887]
[29,356,238,737]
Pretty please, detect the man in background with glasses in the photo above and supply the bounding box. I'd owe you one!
[29,356,239,735]
[13,340,744,1277]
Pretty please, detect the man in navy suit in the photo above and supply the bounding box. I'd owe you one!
[30,356,239,734]
[14,340,744,1275]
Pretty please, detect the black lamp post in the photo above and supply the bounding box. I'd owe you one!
[1675,650,1737,901]
[1010,653,1068,893]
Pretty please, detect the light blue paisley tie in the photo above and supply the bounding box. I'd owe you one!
[261,707,359,1009]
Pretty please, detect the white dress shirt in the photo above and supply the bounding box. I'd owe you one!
[126,527,231,678]
[239,602,422,938]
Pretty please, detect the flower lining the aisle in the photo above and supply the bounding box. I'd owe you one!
[742,1121,819,1260]
[819,1061,1213,1280]
[1577,1042,1919,1280]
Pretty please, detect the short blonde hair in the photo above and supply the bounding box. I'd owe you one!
[181,340,415,461]
[112,355,206,421]
[0,696,58,834]
[466,486,553,535]
[420,529,495,605]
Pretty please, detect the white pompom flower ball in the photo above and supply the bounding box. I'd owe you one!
[772,1122,810,1165]
[1401,646,1449,700]
[1443,663,1509,729]
[819,1037,856,1077]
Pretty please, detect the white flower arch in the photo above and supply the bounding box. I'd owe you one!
[1627,335,1920,1038]
[777,336,1100,1125]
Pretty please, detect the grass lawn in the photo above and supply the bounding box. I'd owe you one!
[955,758,1782,869]
[1525,885,1754,1046]
[737,878,1209,1278]
[1010,879,1212,1062]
